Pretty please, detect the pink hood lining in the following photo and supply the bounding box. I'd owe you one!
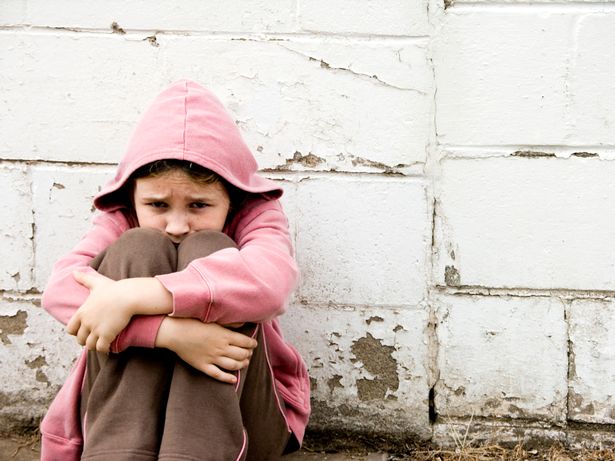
[94,80,282,212]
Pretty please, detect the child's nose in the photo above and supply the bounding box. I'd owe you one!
[165,215,190,240]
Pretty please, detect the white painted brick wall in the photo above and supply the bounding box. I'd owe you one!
[435,294,567,422]
[0,166,34,291]
[434,157,615,291]
[295,176,430,306]
[3,0,615,447]
[569,299,615,424]
[31,165,114,290]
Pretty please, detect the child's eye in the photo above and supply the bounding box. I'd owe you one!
[149,201,167,208]
[190,202,208,209]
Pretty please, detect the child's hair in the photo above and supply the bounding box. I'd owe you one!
[130,159,246,212]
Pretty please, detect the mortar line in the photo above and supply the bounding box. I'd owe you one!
[0,25,430,41]
[435,285,615,299]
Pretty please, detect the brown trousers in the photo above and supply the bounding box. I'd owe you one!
[79,228,292,461]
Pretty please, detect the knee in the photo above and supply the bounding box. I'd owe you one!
[96,228,178,278]
[109,228,174,257]
[177,231,237,269]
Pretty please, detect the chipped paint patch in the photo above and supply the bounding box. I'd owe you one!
[110,21,126,34]
[351,333,399,401]
[444,265,460,287]
[327,374,343,393]
[365,316,384,325]
[287,151,325,168]
[0,310,28,345]
[571,152,598,158]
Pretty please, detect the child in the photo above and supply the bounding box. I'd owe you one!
[40,80,310,460]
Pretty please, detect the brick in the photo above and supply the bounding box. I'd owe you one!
[433,10,575,146]
[0,296,80,428]
[435,157,615,290]
[0,166,33,291]
[32,165,113,290]
[295,177,430,306]
[158,36,432,170]
[1,32,431,171]
[3,0,296,32]
[435,294,567,421]
[298,0,429,36]
[0,32,163,164]
[571,14,615,145]
[0,0,25,24]
[281,303,430,437]
[569,299,615,424]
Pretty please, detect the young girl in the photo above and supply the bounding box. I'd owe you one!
[40,80,310,460]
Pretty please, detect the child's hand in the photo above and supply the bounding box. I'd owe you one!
[155,317,257,384]
[66,271,134,353]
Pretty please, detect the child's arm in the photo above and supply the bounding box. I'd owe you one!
[65,272,172,352]
[155,317,257,384]
[154,198,299,325]
[42,210,167,352]
[42,211,130,324]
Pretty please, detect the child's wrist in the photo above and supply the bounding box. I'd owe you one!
[155,317,177,350]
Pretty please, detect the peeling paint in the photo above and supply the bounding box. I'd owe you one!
[512,150,556,158]
[36,370,50,385]
[570,391,596,416]
[279,151,325,169]
[571,152,598,158]
[52,182,65,190]
[327,374,343,393]
[289,151,325,168]
[351,333,399,401]
[350,156,405,175]
[366,316,384,325]
[110,22,126,34]
[144,35,159,47]
[25,356,47,369]
[444,265,460,287]
[0,310,28,345]
[393,325,404,333]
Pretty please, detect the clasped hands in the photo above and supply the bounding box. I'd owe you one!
[66,271,257,383]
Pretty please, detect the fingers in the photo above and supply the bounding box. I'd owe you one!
[75,324,90,346]
[226,344,254,362]
[95,336,111,354]
[66,315,79,336]
[202,364,238,384]
[215,355,250,372]
[227,331,258,350]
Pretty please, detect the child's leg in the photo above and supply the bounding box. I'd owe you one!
[81,228,178,460]
[239,325,295,460]
[158,231,292,461]
[158,231,248,460]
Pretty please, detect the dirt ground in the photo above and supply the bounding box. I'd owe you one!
[2,433,615,461]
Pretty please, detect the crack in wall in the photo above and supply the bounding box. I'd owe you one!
[276,43,427,93]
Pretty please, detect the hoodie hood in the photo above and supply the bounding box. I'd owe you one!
[94,80,281,211]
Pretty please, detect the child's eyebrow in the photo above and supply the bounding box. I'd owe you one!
[140,193,169,200]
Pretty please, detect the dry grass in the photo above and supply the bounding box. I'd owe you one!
[404,444,615,461]
[399,417,615,461]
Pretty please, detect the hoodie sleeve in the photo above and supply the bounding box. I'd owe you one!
[155,199,299,324]
[42,211,128,325]
[41,210,165,352]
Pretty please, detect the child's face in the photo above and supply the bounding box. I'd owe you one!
[133,170,231,243]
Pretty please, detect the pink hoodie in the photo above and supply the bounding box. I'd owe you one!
[40,80,310,460]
